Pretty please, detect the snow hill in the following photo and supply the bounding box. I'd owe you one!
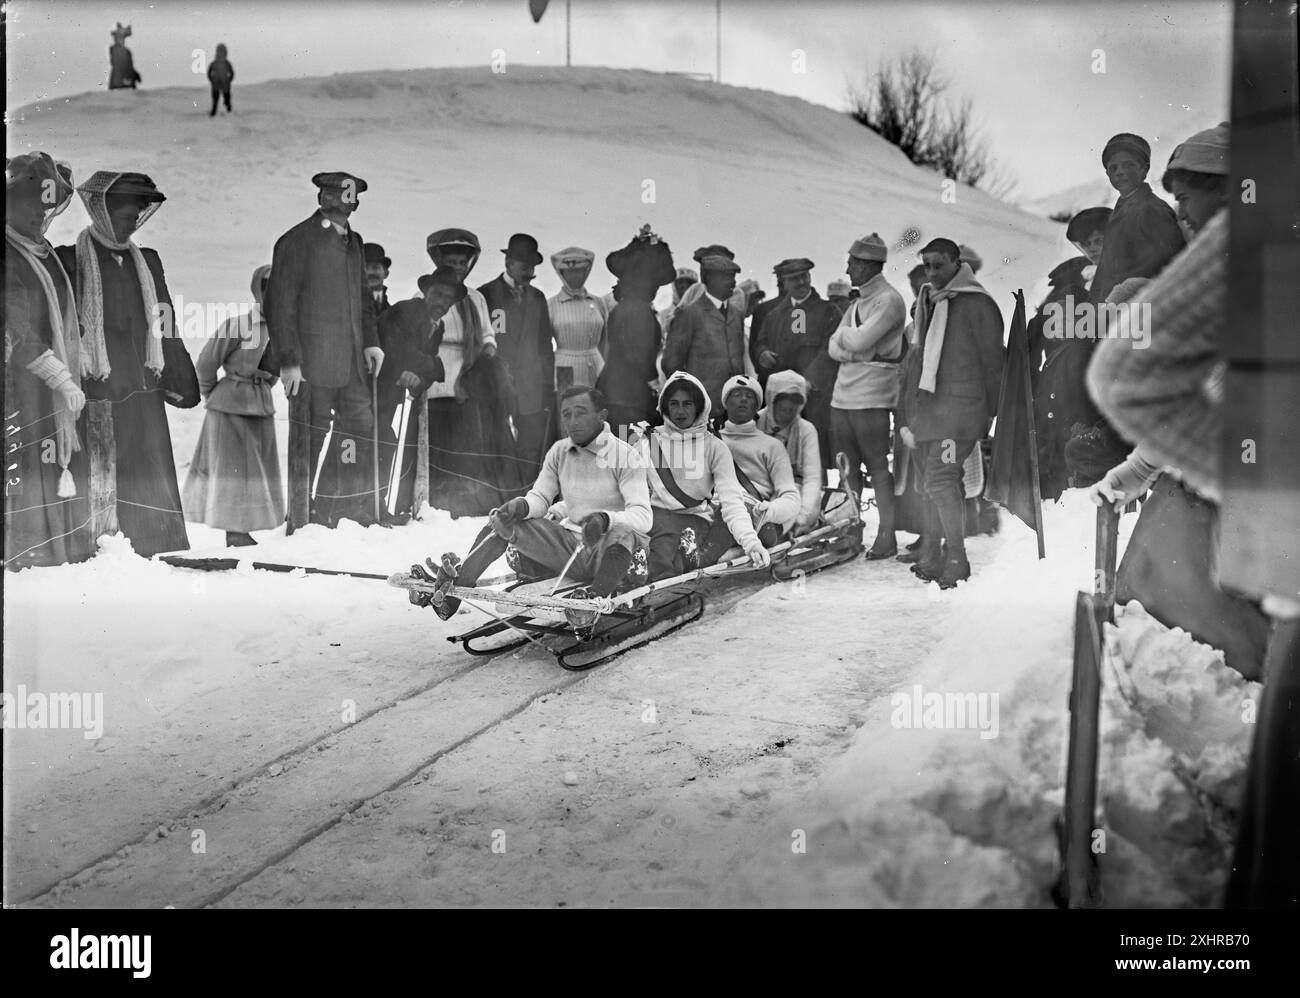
[12,65,1065,317]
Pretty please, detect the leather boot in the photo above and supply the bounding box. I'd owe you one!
[934,491,971,590]
[590,544,634,597]
[910,502,945,581]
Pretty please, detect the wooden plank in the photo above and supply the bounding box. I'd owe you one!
[86,399,119,539]
[1061,591,1105,908]
[285,384,311,535]
[412,395,429,520]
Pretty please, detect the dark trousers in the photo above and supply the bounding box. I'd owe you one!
[700,515,782,567]
[513,409,553,482]
[210,82,231,114]
[831,406,895,543]
[457,517,640,587]
[917,437,976,559]
[308,366,376,524]
[647,508,710,580]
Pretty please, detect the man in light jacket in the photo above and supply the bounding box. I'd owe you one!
[828,233,908,559]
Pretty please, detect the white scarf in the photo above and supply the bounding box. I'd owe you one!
[915,263,992,394]
[5,225,83,496]
[74,172,164,379]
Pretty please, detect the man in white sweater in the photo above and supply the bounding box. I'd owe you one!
[412,384,652,619]
[828,233,908,559]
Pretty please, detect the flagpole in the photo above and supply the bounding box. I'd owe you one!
[566,0,571,68]
[716,0,722,83]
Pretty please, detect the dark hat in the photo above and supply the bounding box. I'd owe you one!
[700,254,740,274]
[311,171,369,194]
[364,242,391,268]
[1065,206,1113,243]
[918,237,960,261]
[6,152,74,204]
[773,257,815,279]
[693,244,735,264]
[104,171,166,204]
[1101,133,1151,169]
[502,233,543,266]
[418,269,462,296]
[426,228,481,260]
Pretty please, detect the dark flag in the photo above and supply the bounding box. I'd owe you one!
[984,289,1046,557]
[529,0,550,23]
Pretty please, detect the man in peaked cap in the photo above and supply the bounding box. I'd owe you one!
[268,170,383,529]
[364,242,392,316]
[479,233,557,481]
[752,256,842,468]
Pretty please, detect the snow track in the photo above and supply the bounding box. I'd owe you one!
[20,572,779,907]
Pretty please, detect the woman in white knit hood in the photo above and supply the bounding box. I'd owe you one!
[757,369,823,533]
[634,371,770,579]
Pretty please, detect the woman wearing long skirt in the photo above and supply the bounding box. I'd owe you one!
[547,246,607,393]
[182,264,284,545]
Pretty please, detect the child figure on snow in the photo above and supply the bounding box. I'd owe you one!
[632,371,771,581]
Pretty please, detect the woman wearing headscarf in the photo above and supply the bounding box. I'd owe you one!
[4,153,95,569]
[55,171,199,558]
[547,246,607,394]
[182,264,284,546]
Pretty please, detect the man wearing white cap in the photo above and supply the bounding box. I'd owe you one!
[828,233,908,560]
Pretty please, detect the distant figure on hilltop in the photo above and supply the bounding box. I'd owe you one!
[108,23,141,90]
[208,43,234,116]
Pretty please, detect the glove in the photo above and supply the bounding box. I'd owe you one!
[758,350,778,370]
[363,346,385,375]
[56,380,86,415]
[899,426,916,450]
[1089,450,1161,511]
[745,540,771,569]
[580,511,610,548]
[490,497,530,531]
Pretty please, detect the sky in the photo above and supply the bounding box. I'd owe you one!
[5,0,1232,200]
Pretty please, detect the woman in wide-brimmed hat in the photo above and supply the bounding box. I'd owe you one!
[4,152,96,569]
[55,170,200,558]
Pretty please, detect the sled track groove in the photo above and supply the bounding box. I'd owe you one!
[18,645,517,905]
[25,580,768,908]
